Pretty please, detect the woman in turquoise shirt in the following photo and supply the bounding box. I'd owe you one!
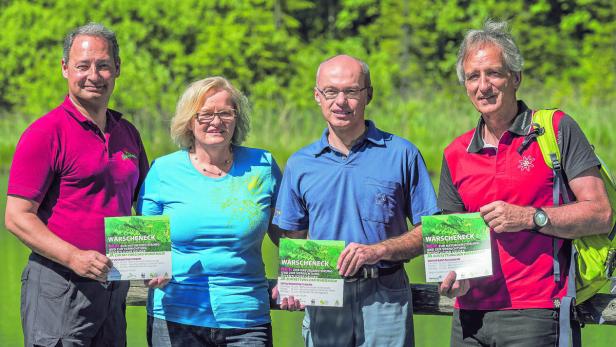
[137,76,281,346]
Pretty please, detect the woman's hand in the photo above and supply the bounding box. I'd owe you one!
[144,275,170,289]
[272,284,304,311]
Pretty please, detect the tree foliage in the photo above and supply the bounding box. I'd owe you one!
[0,0,614,150]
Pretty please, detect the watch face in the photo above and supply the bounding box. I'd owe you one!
[534,210,549,227]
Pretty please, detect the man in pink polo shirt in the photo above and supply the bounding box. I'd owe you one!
[5,23,148,346]
[437,20,611,346]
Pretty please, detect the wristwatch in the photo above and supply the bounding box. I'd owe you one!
[532,208,549,232]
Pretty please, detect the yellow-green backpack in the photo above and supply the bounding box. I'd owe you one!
[531,109,616,347]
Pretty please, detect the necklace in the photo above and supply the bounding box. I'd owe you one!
[192,151,233,176]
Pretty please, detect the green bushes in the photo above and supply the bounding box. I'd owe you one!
[0,0,614,171]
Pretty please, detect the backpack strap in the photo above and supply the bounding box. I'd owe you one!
[532,110,566,280]
[532,109,582,347]
[533,109,561,168]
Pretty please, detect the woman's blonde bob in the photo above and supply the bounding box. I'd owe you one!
[170,76,250,149]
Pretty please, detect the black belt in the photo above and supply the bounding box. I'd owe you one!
[344,264,403,280]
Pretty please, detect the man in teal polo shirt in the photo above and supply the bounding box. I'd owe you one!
[273,54,439,347]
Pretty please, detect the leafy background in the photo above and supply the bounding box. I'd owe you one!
[0,0,614,169]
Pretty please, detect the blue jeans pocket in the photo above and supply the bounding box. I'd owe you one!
[376,270,409,292]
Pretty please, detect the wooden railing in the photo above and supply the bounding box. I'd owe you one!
[126,280,616,325]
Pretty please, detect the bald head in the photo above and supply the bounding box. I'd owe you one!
[316,55,371,89]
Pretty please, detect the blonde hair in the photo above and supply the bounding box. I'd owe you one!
[170,76,250,148]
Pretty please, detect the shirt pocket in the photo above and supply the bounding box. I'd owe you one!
[360,178,400,224]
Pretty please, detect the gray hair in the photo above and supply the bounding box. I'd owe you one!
[63,23,120,65]
[456,19,523,84]
[170,76,251,149]
[316,55,372,88]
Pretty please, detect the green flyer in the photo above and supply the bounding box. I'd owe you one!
[278,239,345,307]
[104,215,172,281]
[421,213,492,282]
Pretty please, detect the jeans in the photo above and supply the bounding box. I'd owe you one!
[147,316,273,347]
[302,267,413,347]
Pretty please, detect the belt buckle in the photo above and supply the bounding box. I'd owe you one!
[363,266,378,279]
[343,267,379,282]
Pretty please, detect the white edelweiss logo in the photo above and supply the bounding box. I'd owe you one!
[518,155,535,172]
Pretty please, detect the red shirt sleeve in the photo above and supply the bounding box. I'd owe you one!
[7,120,58,203]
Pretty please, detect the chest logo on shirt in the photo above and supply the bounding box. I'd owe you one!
[121,150,137,160]
[221,174,268,232]
[518,155,535,172]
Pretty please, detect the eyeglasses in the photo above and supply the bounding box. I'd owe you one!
[195,109,236,123]
[316,86,369,100]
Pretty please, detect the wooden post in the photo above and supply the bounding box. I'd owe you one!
[127,281,616,325]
